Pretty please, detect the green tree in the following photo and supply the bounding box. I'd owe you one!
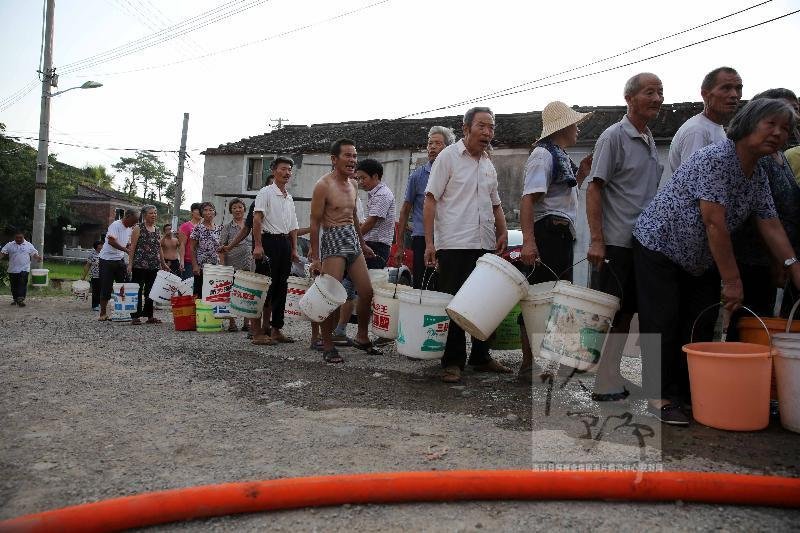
[82,164,113,188]
[112,151,174,201]
[164,179,186,207]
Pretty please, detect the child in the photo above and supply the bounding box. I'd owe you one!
[82,241,103,311]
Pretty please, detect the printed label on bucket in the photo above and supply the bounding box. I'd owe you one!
[205,280,233,302]
[541,304,610,367]
[285,286,307,318]
[372,301,391,332]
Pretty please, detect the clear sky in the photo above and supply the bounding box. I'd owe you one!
[1,0,798,206]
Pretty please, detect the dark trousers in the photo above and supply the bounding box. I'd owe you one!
[727,263,776,342]
[90,278,101,308]
[263,233,292,330]
[193,272,204,299]
[411,236,437,290]
[436,249,493,369]
[633,239,720,401]
[528,216,575,284]
[181,261,194,281]
[131,268,158,319]
[167,259,181,278]
[365,241,390,269]
[99,258,127,300]
[9,271,29,301]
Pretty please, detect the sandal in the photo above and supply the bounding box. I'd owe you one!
[146,318,163,324]
[97,315,110,322]
[272,332,296,343]
[251,336,277,346]
[442,366,462,383]
[309,339,324,352]
[228,323,239,332]
[591,388,630,402]
[322,348,344,364]
[130,318,143,325]
[350,338,382,355]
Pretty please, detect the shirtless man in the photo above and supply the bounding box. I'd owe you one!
[309,138,378,363]
[160,223,181,277]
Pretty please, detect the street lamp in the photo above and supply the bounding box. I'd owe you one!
[32,77,102,268]
[50,80,103,97]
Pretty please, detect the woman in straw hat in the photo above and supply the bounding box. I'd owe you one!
[517,101,593,384]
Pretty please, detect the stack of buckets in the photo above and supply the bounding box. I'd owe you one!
[197,265,235,332]
[443,254,620,371]
[702,300,800,433]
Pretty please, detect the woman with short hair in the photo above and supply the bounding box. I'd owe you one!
[128,205,169,324]
[189,202,222,298]
[632,98,800,426]
[219,198,253,331]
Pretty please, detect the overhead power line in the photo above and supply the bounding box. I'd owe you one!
[5,134,205,153]
[398,0,779,119]
[59,0,270,75]
[79,0,391,78]
[0,79,40,112]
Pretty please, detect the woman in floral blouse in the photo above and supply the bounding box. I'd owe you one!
[631,98,800,426]
[82,240,103,311]
[128,205,169,324]
[190,202,222,298]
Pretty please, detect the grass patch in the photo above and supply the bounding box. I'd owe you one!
[0,261,86,296]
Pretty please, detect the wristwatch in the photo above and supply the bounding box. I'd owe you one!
[785,257,799,269]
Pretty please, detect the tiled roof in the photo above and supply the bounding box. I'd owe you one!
[203,102,705,156]
[72,183,142,204]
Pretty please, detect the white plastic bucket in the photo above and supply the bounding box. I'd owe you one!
[396,289,453,359]
[202,264,234,304]
[71,279,90,300]
[446,254,528,341]
[31,268,49,287]
[149,270,184,305]
[111,282,139,322]
[299,274,347,323]
[177,278,194,296]
[774,300,800,433]
[230,271,271,319]
[539,283,620,371]
[520,281,568,358]
[371,283,412,339]
[285,276,313,321]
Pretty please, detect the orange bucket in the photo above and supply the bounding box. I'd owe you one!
[683,341,772,431]
[738,316,800,400]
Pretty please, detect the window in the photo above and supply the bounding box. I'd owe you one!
[114,208,125,220]
[247,157,273,190]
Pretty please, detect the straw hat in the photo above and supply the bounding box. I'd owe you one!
[538,101,592,140]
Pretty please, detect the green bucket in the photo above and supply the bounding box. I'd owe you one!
[489,303,522,350]
[195,299,223,333]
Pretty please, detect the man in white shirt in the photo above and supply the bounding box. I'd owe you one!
[667,66,743,174]
[424,106,511,383]
[252,156,300,344]
[1,229,42,307]
[98,209,139,320]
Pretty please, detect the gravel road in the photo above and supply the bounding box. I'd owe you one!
[1,295,798,531]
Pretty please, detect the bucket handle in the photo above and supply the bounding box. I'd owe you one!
[786,299,800,333]
[525,259,561,291]
[414,267,438,304]
[690,303,771,347]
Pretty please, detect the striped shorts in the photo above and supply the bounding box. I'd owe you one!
[321,224,362,266]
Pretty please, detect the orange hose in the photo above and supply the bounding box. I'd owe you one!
[2,470,798,532]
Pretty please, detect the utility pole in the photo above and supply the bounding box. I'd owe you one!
[32,0,55,268]
[269,117,289,130]
[171,113,189,230]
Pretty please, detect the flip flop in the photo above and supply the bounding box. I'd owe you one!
[322,348,344,363]
[146,318,163,324]
[350,339,382,355]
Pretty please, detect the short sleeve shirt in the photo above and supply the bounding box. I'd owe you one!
[1,240,38,273]
[404,162,431,237]
[587,115,663,248]
[253,183,299,234]
[667,113,727,174]
[88,250,100,278]
[99,220,133,261]
[633,139,777,275]
[425,139,501,250]
[522,146,578,231]
[190,223,221,267]
[363,182,396,245]
[179,220,197,263]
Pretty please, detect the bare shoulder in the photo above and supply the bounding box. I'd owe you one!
[313,173,333,193]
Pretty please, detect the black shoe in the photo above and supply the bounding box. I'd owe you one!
[17,299,26,307]
[648,403,689,426]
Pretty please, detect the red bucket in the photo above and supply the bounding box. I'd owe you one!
[171,295,196,331]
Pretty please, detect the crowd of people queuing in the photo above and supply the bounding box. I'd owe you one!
[5,66,799,428]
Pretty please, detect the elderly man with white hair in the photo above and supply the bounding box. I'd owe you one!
[395,125,455,289]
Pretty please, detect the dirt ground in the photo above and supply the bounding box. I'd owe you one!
[1,295,798,531]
